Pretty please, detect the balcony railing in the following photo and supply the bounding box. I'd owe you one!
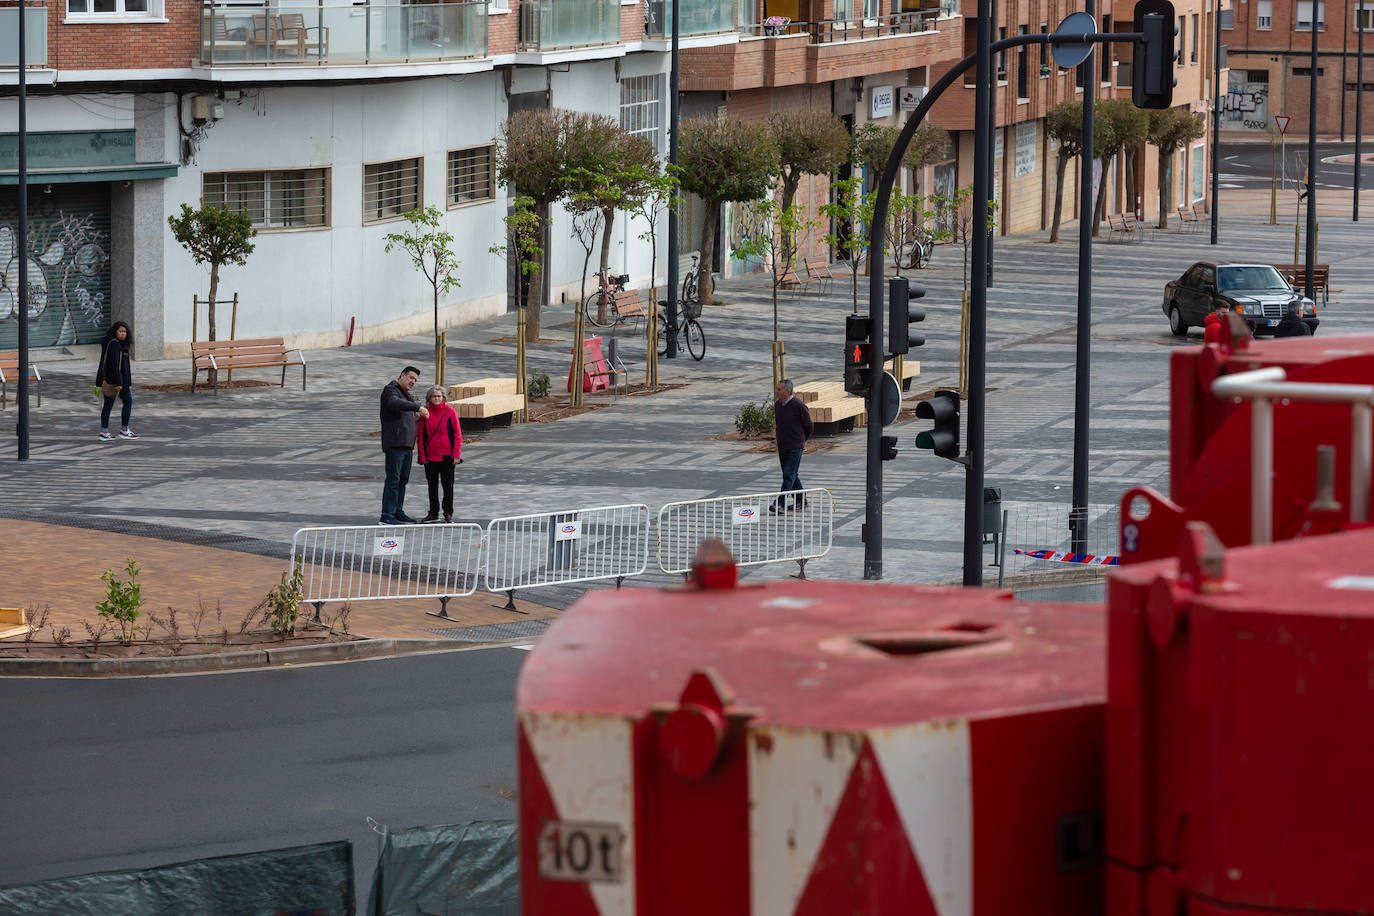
[519,0,619,51]
[644,0,732,39]
[0,3,47,68]
[200,0,488,66]
[793,9,940,44]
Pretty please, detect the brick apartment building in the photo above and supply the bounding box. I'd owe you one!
[1,0,1217,358]
[1223,0,1374,139]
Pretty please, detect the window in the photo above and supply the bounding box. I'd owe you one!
[447,146,493,207]
[620,74,664,155]
[1190,13,1198,62]
[202,169,329,230]
[1356,0,1374,30]
[1101,15,1113,82]
[66,0,159,15]
[1296,1,1325,30]
[997,27,1007,81]
[1177,17,1185,56]
[1016,25,1028,99]
[1039,23,1049,76]
[1192,144,1204,202]
[1249,69,1270,83]
[363,158,422,224]
[1293,66,1326,76]
[1256,0,1272,29]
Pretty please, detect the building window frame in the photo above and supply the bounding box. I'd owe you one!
[363,157,423,225]
[65,0,164,19]
[619,73,664,156]
[1356,0,1374,30]
[446,145,495,208]
[201,168,331,231]
[1190,13,1199,62]
[1296,0,1326,30]
[1255,0,1273,29]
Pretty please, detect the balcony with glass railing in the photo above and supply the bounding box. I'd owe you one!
[200,0,488,66]
[0,3,48,68]
[643,0,733,39]
[519,0,619,51]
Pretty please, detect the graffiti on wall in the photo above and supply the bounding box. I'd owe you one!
[1222,73,1272,131]
[724,199,768,275]
[0,195,111,349]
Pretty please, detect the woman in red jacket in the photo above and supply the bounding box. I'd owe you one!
[416,386,462,523]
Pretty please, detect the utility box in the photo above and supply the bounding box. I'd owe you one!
[982,486,1002,534]
[518,578,1107,916]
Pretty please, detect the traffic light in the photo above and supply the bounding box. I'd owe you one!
[914,389,961,462]
[1132,0,1176,110]
[844,314,874,396]
[881,435,899,461]
[888,277,927,355]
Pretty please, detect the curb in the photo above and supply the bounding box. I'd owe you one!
[0,637,510,678]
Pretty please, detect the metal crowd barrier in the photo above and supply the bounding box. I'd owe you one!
[656,487,834,579]
[483,503,651,610]
[290,523,484,621]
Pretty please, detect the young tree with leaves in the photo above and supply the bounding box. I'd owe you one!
[1147,107,1207,228]
[167,204,257,342]
[489,196,545,417]
[384,205,461,383]
[1092,98,1148,235]
[627,164,679,385]
[677,117,779,305]
[769,108,851,258]
[1045,101,1116,243]
[733,197,820,391]
[820,176,875,314]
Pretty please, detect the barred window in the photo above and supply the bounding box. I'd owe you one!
[363,157,422,224]
[447,146,494,207]
[619,74,663,154]
[202,169,330,230]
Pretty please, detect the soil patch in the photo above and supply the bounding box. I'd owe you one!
[1,623,360,660]
[525,397,609,423]
[140,379,276,393]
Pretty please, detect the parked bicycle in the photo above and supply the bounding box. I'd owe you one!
[680,253,714,304]
[896,228,936,270]
[583,269,633,328]
[657,300,706,361]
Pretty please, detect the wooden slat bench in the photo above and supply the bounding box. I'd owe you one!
[1177,205,1202,232]
[610,288,647,327]
[0,351,42,409]
[808,395,867,436]
[191,337,306,394]
[0,607,32,641]
[1272,263,1331,307]
[794,380,847,404]
[884,357,920,391]
[1107,213,1140,242]
[804,258,835,294]
[447,377,517,400]
[780,267,820,297]
[449,391,526,432]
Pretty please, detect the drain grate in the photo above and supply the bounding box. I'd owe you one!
[425,620,551,642]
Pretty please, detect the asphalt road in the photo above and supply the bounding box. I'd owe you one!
[1219,139,1370,191]
[0,647,527,900]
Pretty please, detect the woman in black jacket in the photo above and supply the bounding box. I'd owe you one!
[96,321,137,441]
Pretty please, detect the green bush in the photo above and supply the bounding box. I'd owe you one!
[527,368,550,398]
[96,559,143,646]
[260,559,305,639]
[735,400,775,436]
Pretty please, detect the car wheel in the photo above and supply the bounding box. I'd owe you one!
[1169,304,1188,337]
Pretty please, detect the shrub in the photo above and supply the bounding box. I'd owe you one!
[260,559,305,639]
[735,400,775,437]
[527,368,551,398]
[96,559,143,646]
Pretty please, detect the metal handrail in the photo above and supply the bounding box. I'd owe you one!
[741,9,939,42]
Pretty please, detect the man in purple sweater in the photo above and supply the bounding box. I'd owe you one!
[771,379,813,513]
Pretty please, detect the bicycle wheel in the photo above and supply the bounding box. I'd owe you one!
[583,292,610,328]
[916,237,933,269]
[685,319,706,361]
[681,270,699,303]
[657,316,670,357]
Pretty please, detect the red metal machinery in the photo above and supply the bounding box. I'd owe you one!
[518,579,1107,916]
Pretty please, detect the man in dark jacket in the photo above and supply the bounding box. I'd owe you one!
[771,379,813,513]
[1274,300,1313,338]
[379,366,429,524]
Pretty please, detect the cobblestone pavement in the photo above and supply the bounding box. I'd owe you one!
[2,187,1369,630]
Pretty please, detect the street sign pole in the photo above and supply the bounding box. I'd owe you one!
[1306,9,1319,301]
[17,0,31,462]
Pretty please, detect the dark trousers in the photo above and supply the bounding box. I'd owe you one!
[381,446,413,521]
[100,388,132,430]
[424,457,455,517]
[777,447,804,506]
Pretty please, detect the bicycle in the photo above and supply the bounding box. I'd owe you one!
[896,228,936,270]
[656,300,706,361]
[680,253,714,304]
[582,269,633,328]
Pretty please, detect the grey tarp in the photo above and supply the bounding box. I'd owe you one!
[0,839,355,915]
[367,820,518,916]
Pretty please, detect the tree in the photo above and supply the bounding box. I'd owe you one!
[560,120,657,289]
[820,176,875,314]
[627,164,680,385]
[732,197,819,392]
[1147,107,1207,229]
[489,196,545,417]
[167,204,256,342]
[769,108,851,257]
[855,120,947,178]
[677,117,779,305]
[384,206,461,384]
[1093,98,1148,236]
[1045,101,1115,243]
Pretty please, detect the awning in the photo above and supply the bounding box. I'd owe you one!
[0,162,178,186]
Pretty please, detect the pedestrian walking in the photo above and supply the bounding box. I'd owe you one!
[771,378,812,513]
[416,385,462,523]
[1273,300,1313,338]
[96,321,137,441]
[379,365,428,525]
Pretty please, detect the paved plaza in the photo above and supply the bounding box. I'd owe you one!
[2,187,1371,639]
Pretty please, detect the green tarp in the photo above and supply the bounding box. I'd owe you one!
[368,820,518,916]
[0,839,355,915]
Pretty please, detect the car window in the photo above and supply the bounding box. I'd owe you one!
[1200,266,1215,287]
[1181,266,1202,287]
[1217,266,1288,291]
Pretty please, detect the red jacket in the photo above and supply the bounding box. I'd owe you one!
[416,402,461,463]
[1203,311,1224,346]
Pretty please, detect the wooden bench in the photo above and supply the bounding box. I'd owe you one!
[804,258,835,294]
[447,377,517,400]
[808,395,867,435]
[884,357,921,391]
[1177,205,1202,231]
[190,337,306,394]
[794,380,847,404]
[0,607,32,641]
[780,267,820,297]
[0,351,42,409]
[1272,263,1331,307]
[1107,213,1143,243]
[449,391,527,433]
[610,288,647,327]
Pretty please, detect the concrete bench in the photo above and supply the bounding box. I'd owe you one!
[449,391,526,432]
[191,337,306,394]
[0,351,42,409]
[447,377,517,400]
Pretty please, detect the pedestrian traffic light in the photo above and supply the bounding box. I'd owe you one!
[914,389,961,462]
[844,314,874,396]
[1133,0,1177,110]
[881,435,899,461]
[888,277,927,355]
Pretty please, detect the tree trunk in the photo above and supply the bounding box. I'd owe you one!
[524,201,549,343]
[207,265,220,342]
[1125,147,1138,216]
[779,171,799,271]
[433,284,441,383]
[1092,155,1111,237]
[1050,152,1068,243]
[1158,149,1171,229]
[698,198,719,306]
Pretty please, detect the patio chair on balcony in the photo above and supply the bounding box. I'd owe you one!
[278,12,329,60]
[252,13,305,60]
[202,14,249,61]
